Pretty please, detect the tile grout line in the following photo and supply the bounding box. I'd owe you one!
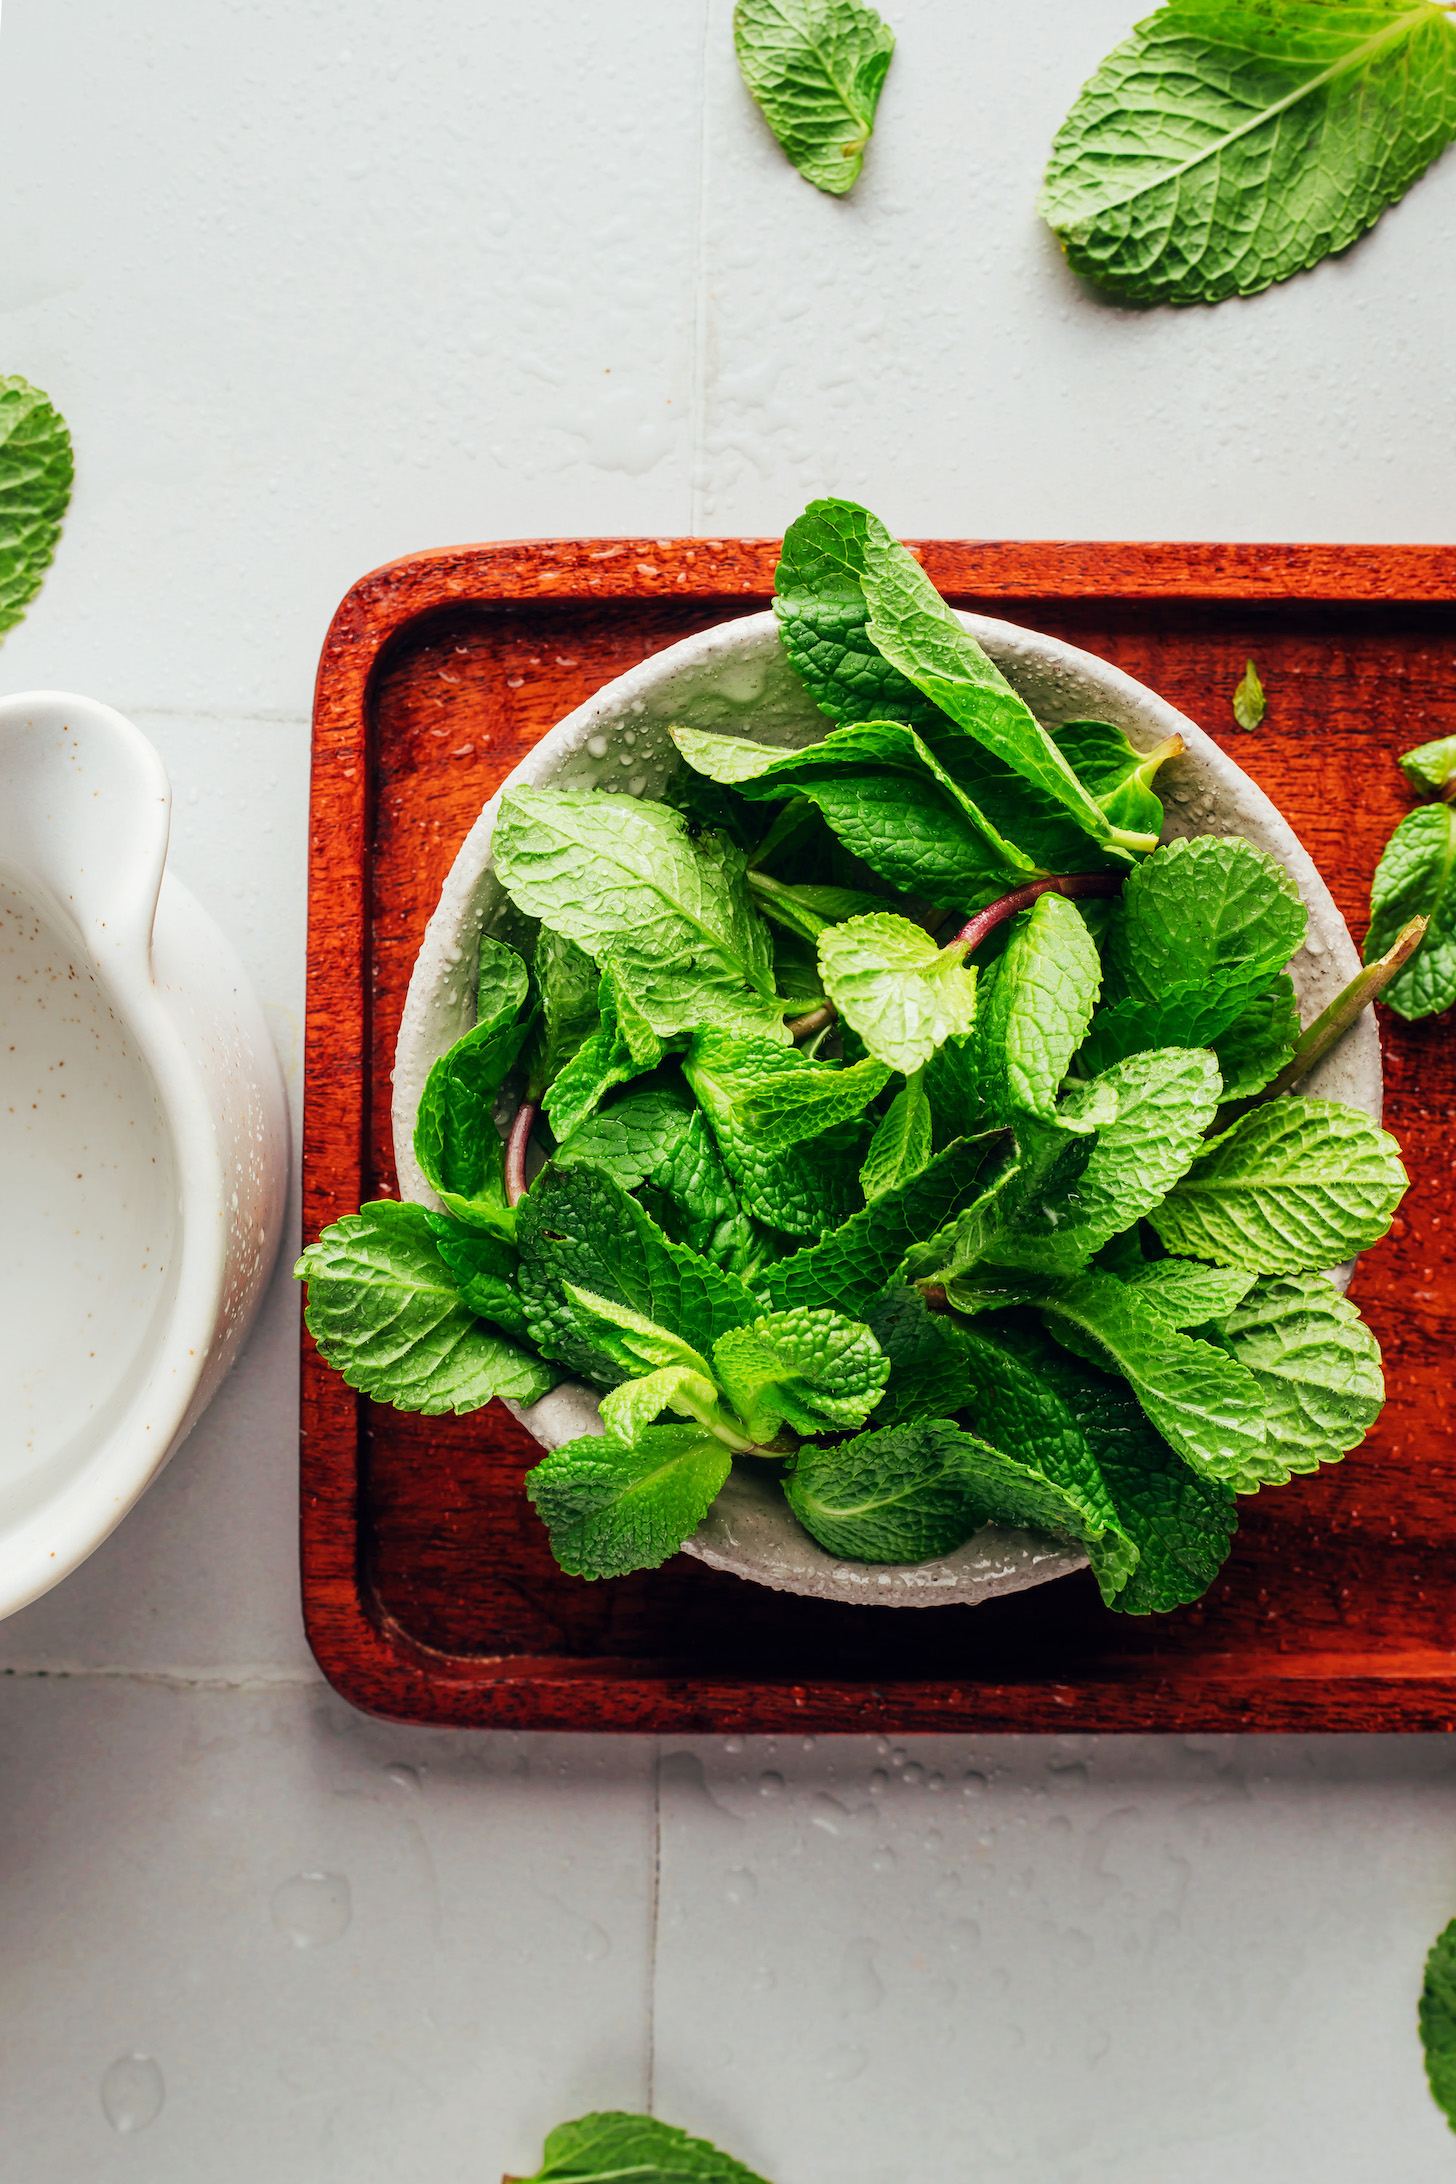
[646,1736,663,2113]
[688,0,713,536]
[0,1663,324,1692]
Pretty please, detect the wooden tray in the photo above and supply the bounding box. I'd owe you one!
[303,537,1456,1732]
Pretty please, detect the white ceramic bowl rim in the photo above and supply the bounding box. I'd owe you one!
[393,611,1380,1609]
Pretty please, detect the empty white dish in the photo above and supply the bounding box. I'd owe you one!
[393,612,1380,1610]
[0,692,288,1618]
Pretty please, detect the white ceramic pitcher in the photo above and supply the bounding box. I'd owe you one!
[0,692,287,1617]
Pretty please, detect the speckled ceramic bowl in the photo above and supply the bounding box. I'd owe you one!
[393,612,1381,1610]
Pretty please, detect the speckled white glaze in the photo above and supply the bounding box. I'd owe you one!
[394,612,1381,1610]
[0,694,288,1618]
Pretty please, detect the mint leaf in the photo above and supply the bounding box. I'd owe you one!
[1039,2,1456,307]
[426,1214,532,1341]
[1051,717,1176,838]
[0,377,73,638]
[1217,1272,1384,1489]
[523,928,601,1100]
[1232,658,1266,732]
[773,498,946,736]
[990,1047,1224,1272]
[413,938,533,1234]
[1365,802,1456,1021]
[858,519,1142,852]
[863,1280,972,1428]
[747,872,887,944]
[1401,734,1456,797]
[979,891,1103,1123]
[1110,835,1306,1003]
[784,1419,990,1562]
[729,1050,892,1152]
[758,1133,998,1316]
[1125,1256,1258,1328]
[1210,975,1301,1099]
[1078,970,1280,1077]
[598,1363,736,1447]
[516,1163,759,1385]
[672,719,1037,904]
[904,1111,1106,1286]
[983,1315,1237,1613]
[733,0,895,197]
[1421,1924,1456,2137]
[954,1269,1267,1486]
[493,788,784,1044]
[510,2110,772,2184]
[295,1202,558,1413]
[560,1281,716,1380]
[1149,1096,1409,1272]
[555,1081,751,1265]
[713,1306,890,1441]
[525,1426,733,1579]
[925,1029,981,1147]
[819,914,978,1073]
[859,1067,932,1201]
[542,964,666,1141]
[685,1029,868,1238]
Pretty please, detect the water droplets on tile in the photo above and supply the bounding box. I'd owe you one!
[270,1870,353,1949]
[100,2054,164,2135]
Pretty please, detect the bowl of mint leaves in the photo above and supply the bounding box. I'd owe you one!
[297,499,1408,1618]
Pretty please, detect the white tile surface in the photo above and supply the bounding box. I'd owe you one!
[1,0,1455,2175]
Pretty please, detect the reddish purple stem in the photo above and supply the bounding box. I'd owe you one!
[950,872,1125,956]
[504,1100,539,1208]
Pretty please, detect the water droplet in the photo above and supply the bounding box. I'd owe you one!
[868,1768,889,1794]
[871,1846,896,1873]
[824,2042,869,2082]
[101,2055,164,2134]
[902,1762,925,1787]
[758,1770,784,1798]
[385,1763,422,1794]
[725,1867,758,1904]
[271,1871,353,1948]
[947,1916,982,1953]
[923,1827,944,1852]
[890,1747,908,1766]
[586,734,609,758]
[579,1920,611,1961]
[724,1735,744,1754]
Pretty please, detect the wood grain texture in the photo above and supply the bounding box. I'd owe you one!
[303,538,1456,1732]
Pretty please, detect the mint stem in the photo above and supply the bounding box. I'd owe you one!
[504,1099,538,1207]
[949,871,1126,955]
[784,1000,836,1040]
[1244,915,1429,1108]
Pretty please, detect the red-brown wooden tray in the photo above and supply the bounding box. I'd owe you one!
[303,536,1456,1732]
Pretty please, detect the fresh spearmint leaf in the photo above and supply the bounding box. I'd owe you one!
[509,2109,772,2184]
[295,1202,559,1413]
[925,1029,981,1147]
[1039,1,1456,307]
[734,0,894,196]
[758,1133,998,1317]
[1125,1256,1258,1328]
[1365,802,1456,1020]
[859,1068,932,1201]
[493,788,784,1044]
[597,1362,731,1448]
[1232,658,1266,732]
[0,377,73,639]
[774,499,946,735]
[982,1315,1238,1613]
[542,963,666,1141]
[858,519,1144,853]
[1080,974,1274,1075]
[990,1047,1223,1271]
[1051,717,1178,838]
[525,1426,733,1579]
[1109,835,1307,1002]
[904,1109,1109,1289]
[1150,1097,1409,1272]
[559,1282,717,1382]
[522,928,601,1100]
[863,1280,972,1427]
[426,1214,532,1341]
[1401,734,1456,796]
[748,872,887,945]
[819,913,978,1073]
[555,1081,751,1265]
[672,720,1037,904]
[729,1050,892,1152]
[1421,1924,1456,2138]
[713,1306,890,1441]
[413,936,533,1233]
[1217,1271,1384,1488]
[784,1419,990,1562]
[979,892,1103,1123]
[516,1163,759,1385]
[685,1029,868,1237]
[1210,975,1301,1099]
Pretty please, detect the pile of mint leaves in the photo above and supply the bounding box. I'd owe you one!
[296,497,1408,1612]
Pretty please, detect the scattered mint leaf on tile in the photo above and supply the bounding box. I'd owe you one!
[1401,733,1456,798]
[525,1426,734,1579]
[0,376,73,639]
[507,2109,772,2183]
[1149,1096,1409,1272]
[733,0,895,198]
[1232,657,1266,732]
[713,1305,890,1441]
[1039,2,1456,307]
[1216,1271,1384,1489]
[1364,802,1456,1020]
[295,1202,558,1413]
[1421,1923,1456,2137]
[819,912,978,1073]
[859,1066,932,1201]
